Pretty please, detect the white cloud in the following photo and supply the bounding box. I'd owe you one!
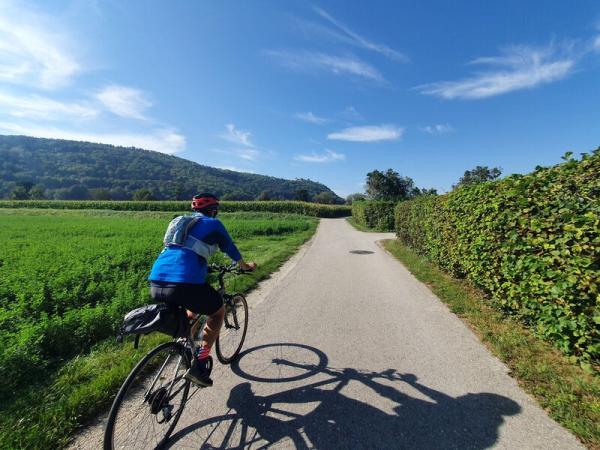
[294,149,346,163]
[0,2,81,89]
[210,147,261,162]
[341,105,362,120]
[235,148,260,161]
[313,7,408,63]
[419,123,454,135]
[215,165,255,173]
[96,85,152,120]
[418,44,576,99]
[0,91,98,120]
[327,125,403,142]
[0,3,186,155]
[0,121,186,154]
[295,111,329,125]
[220,123,255,147]
[265,50,384,82]
[594,36,600,51]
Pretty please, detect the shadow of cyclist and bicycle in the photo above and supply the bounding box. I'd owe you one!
[166,343,520,449]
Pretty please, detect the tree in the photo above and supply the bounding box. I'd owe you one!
[10,181,35,200]
[313,191,335,204]
[10,186,30,200]
[293,189,311,202]
[169,183,186,200]
[365,169,419,201]
[417,188,438,196]
[346,193,366,205]
[62,185,90,200]
[256,190,271,201]
[29,185,46,199]
[133,188,155,201]
[110,188,130,200]
[90,188,112,200]
[454,166,502,189]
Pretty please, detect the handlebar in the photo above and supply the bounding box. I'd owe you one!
[208,263,253,275]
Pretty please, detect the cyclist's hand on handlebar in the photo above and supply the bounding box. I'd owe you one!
[239,260,257,272]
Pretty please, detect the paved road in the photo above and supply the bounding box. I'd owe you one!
[72,218,584,449]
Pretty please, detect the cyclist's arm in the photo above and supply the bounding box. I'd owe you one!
[213,221,256,271]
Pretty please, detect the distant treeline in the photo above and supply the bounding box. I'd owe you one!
[0,135,343,203]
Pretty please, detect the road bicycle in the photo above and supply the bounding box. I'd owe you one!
[103,263,250,450]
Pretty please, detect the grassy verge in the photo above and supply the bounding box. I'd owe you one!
[0,210,317,449]
[382,239,600,449]
[346,217,390,232]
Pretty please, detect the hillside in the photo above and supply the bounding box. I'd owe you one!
[0,135,342,202]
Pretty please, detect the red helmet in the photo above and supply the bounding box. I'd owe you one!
[191,193,219,211]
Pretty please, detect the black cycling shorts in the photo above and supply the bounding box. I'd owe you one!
[149,282,223,315]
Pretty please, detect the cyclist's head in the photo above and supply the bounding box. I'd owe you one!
[191,193,219,217]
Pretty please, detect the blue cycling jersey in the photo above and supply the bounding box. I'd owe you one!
[148,214,242,284]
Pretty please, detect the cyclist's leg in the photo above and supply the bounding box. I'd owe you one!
[179,283,224,386]
[201,304,225,347]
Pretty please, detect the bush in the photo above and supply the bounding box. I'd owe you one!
[352,200,396,230]
[395,150,600,364]
[0,200,351,218]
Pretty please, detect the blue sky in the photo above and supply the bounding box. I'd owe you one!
[1,0,599,196]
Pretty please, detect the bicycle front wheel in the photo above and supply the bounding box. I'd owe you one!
[216,293,248,364]
[104,341,191,450]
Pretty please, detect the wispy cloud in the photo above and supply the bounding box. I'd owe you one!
[341,105,363,121]
[220,123,255,147]
[0,121,186,154]
[265,49,384,82]
[210,147,261,162]
[294,149,346,163]
[419,123,454,135]
[594,36,600,51]
[96,85,152,120]
[215,124,263,161]
[0,91,98,120]
[215,165,255,173]
[235,148,260,161]
[313,7,408,63]
[417,43,576,99]
[295,111,329,125]
[0,2,81,89]
[328,125,403,142]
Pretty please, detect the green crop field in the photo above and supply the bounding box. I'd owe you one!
[0,208,318,449]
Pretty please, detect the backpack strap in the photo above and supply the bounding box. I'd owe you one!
[182,235,218,260]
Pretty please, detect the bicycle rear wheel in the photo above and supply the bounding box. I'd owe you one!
[216,293,248,364]
[104,341,191,450]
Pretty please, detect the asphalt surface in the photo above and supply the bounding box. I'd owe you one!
[71,218,584,449]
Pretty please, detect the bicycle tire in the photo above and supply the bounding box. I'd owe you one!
[216,293,248,364]
[104,341,191,450]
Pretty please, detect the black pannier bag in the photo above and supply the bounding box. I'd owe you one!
[118,303,188,344]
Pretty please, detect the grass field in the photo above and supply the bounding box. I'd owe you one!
[0,208,318,449]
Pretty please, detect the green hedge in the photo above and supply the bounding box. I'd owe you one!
[395,151,600,364]
[351,200,396,230]
[0,200,351,218]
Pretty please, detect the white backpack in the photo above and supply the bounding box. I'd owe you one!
[162,214,218,260]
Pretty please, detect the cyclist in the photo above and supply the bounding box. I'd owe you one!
[148,193,256,387]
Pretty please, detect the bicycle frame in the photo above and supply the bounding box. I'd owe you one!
[147,264,247,408]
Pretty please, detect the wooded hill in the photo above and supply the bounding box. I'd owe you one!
[0,135,342,202]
